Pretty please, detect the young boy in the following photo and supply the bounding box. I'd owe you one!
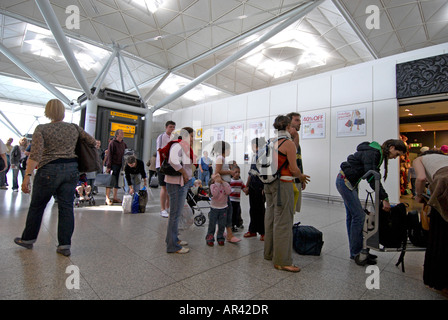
[206,173,231,246]
[229,166,247,232]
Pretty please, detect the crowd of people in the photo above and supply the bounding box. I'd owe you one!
[2,98,447,296]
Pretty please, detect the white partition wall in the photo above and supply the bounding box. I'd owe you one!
[152,43,448,204]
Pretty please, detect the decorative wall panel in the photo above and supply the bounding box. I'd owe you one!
[396,53,448,99]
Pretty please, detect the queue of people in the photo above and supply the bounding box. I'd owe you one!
[4,98,448,297]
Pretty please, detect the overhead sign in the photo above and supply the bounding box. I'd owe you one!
[110,122,135,134]
[110,111,138,120]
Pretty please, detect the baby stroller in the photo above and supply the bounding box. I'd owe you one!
[357,170,426,272]
[74,173,96,207]
[186,187,211,226]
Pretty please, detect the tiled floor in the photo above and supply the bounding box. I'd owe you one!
[0,183,446,301]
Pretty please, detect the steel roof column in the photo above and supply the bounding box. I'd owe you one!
[0,42,71,106]
[35,0,92,98]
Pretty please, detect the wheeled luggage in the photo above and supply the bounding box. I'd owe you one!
[359,170,426,272]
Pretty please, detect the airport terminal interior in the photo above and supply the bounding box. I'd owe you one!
[1,0,448,302]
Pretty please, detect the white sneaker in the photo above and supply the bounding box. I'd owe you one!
[160,210,169,218]
[178,240,188,246]
[175,247,189,254]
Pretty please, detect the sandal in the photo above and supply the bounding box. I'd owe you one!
[227,236,241,243]
[274,264,301,273]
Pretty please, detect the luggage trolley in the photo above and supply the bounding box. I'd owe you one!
[356,170,426,272]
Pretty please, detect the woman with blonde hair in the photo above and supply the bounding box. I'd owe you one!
[14,99,96,257]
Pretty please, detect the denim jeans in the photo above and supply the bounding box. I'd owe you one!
[206,207,227,242]
[123,174,141,194]
[335,173,365,258]
[165,180,192,252]
[12,167,25,190]
[20,162,79,249]
[198,170,210,186]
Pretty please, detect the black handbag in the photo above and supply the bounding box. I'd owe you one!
[76,138,100,173]
[73,124,100,173]
[159,159,182,176]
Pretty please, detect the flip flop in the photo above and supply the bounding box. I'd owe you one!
[227,236,241,243]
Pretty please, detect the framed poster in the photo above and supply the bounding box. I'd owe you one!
[337,108,366,137]
[302,112,325,139]
[228,123,244,143]
[213,126,225,142]
[248,120,266,142]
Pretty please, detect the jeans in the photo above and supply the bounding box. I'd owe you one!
[335,173,365,258]
[199,170,210,186]
[123,174,141,194]
[20,162,79,249]
[165,179,192,252]
[206,207,227,242]
[12,167,25,190]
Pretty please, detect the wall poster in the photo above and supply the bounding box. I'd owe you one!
[337,108,366,137]
[301,112,325,139]
[228,123,244,143]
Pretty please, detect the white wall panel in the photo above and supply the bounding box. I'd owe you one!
[247,89,270,119]
[297,75,331,111]
[211,100,228,125]
[331,65,373,107]
[373,61,396,101]
[227,95,248,123]
[270,83,297,115]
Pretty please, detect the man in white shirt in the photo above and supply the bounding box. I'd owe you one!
[156,121,176,217]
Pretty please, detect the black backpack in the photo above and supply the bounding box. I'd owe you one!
[379,203,408,248]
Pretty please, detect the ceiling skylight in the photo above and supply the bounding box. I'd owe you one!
[23,24,109,71]
[132,0,165,13]
[243,28,328,77]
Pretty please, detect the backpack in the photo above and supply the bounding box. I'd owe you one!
[157,139,182,176]
[379,203,408,248]
[249,135,290,185]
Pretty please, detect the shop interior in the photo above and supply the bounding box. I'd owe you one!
[399,99,448,209]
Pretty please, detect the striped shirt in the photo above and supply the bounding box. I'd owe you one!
[230,178,246,202]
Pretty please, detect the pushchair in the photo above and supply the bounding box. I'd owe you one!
[186,187,211,226]
[357,170,426,272]
[74,173,96,207]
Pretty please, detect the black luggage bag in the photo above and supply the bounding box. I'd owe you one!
[379,203,407,248]
[292,222,324,256]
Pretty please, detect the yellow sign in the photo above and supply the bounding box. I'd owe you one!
[195,128,202,140]
[110,131,134,138]
[111,122,135,134]
[110,111,138,120]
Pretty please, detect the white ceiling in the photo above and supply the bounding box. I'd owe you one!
[0,0,448,112]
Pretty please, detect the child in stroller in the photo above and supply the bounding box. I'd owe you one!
[186,179,211,226]
[75,173,95,206]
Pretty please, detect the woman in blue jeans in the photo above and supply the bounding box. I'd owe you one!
[14,99,97,257]
[336,139,406,266]
[164,127,196,254]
